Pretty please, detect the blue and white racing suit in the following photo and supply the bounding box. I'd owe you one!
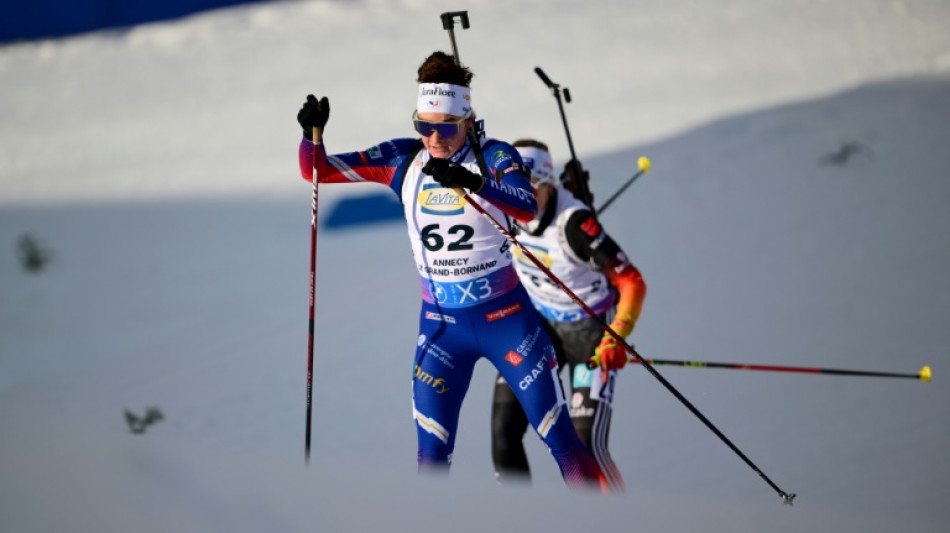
[299,135,606,490]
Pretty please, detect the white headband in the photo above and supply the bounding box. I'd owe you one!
[417,83,472,118]
[515,146,555,185]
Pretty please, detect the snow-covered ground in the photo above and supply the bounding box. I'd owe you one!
[2,1,949,531]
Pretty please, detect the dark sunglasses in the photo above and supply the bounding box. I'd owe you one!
[412,111,468,138]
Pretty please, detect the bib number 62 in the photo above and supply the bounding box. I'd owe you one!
[421,224,474,252]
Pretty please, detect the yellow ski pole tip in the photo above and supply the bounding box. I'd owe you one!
[637,156,651,172]
[920,365,932,382]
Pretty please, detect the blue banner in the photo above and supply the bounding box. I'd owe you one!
[1,0,263,43]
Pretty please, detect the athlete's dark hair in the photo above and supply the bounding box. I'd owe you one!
[417,51,473,87]
[512,139,549,151]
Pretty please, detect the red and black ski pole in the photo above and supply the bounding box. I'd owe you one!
[460,188,796,504]
[305,125,321,464]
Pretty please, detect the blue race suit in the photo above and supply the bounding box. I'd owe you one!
[299,135,606,491]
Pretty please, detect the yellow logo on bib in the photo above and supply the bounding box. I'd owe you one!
[419,184,466,215]
[513,244,553,268]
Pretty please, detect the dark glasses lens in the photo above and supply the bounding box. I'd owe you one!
[412,113,465,137]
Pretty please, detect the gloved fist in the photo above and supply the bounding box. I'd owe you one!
[422,158,485,193]
[559,158,593,205]
[588,320,633,372]
[297,95,330,141]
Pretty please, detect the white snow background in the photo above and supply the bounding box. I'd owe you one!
[2,0,950,531]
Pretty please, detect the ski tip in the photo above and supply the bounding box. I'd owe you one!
[637,156,651,172]
[919,365,932,382]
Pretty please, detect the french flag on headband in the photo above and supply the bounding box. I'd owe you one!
[417,83,472,118]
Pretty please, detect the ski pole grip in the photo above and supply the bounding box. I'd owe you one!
[564,87,572,103]
[440,11,469,30]
[535,67,554,88]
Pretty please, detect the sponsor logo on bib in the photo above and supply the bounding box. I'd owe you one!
[419,184,465,215]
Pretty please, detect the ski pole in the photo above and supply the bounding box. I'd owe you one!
[595,156,651,215]
[535,67,594,209]
[305,125,321,464]
[458,187,795,504]
[621,357,932,382]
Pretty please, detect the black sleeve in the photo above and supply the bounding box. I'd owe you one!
[563,210,624,269]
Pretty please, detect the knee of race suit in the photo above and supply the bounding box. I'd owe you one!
[414,407,454,467]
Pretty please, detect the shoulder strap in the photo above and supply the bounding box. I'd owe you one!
[398,140,426,205]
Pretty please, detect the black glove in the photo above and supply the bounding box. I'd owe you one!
[422,158,485,193]
[559,158,593,205]
[297,95,330,141]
